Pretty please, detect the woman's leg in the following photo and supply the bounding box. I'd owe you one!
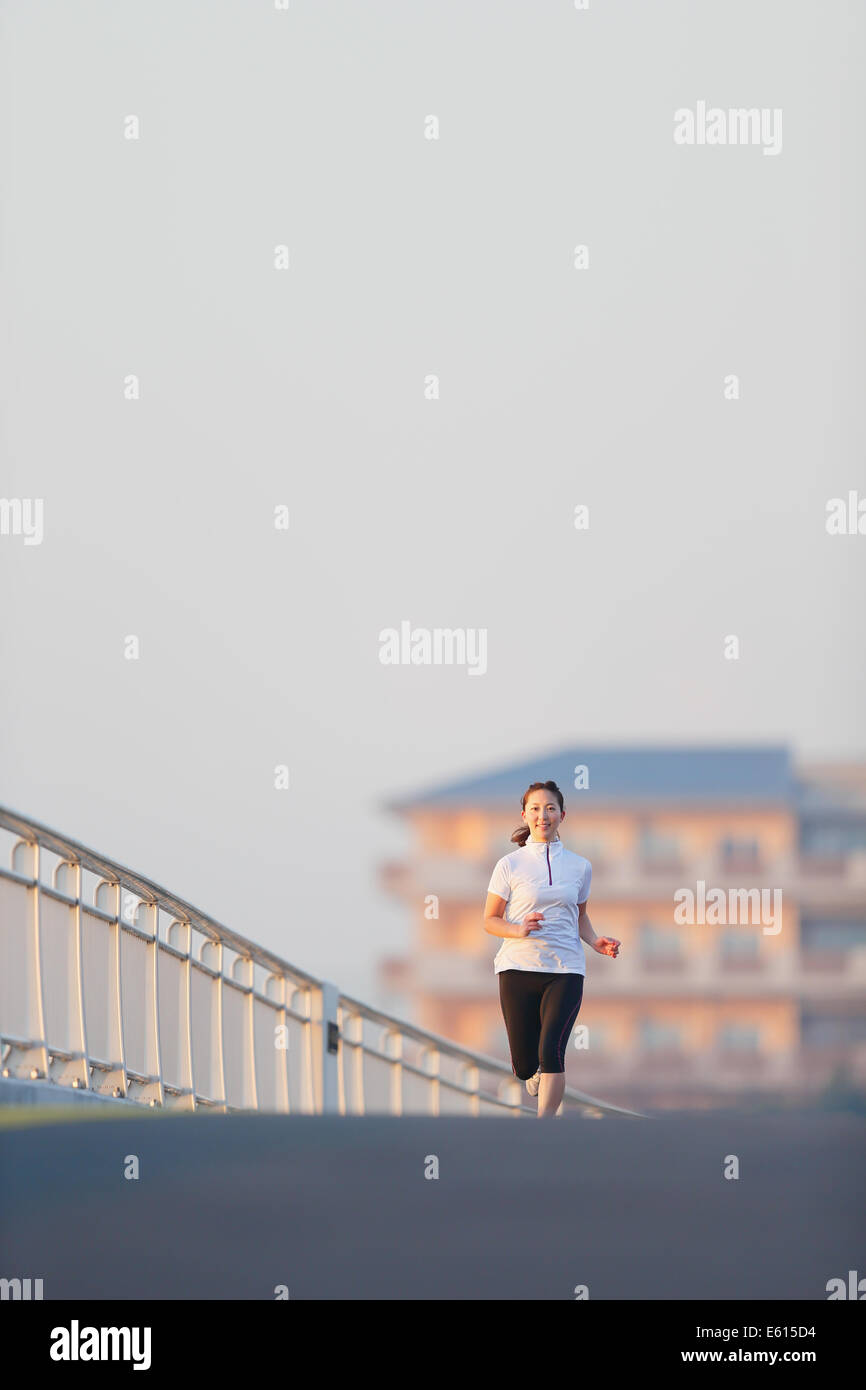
[537,973,584,1118]
[537,1072,566,1118]
[498,970,545,1081]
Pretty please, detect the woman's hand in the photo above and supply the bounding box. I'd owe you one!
[592,937,621,958]
[517,911,545,938]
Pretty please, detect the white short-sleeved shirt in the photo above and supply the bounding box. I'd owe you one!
[486,838,591,975]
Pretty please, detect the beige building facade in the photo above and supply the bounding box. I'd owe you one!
[379,747,866,1108]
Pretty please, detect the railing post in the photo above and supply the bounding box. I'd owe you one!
[291,985,314,1113]
[167,920,195,1111]
[462,1061,480,1117]
[498,1076,524,1114]
[341,1009,364,1115]
[139,900,164,1108]
[93,880,127,1099]
[3,840,50,1083]
[50,860,91,1092]
[266,973,290,1114]
[384,1030,403,1115]
[311,980,340,1114]
[336,1000,346,1115]
[420,1045,440,1116]
[233,957,257,1112]
[200,939,226,1112]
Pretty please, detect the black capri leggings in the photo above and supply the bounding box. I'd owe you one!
[498,968,584,1078]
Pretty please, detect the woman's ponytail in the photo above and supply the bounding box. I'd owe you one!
[510,825,531,846]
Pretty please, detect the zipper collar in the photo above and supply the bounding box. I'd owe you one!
[524,835,561,883]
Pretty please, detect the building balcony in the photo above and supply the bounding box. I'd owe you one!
[572,1045,866,1095]
[789,853,866,907]
[637,857,686,877]
[379,950,494,998]
[383,937,866,1002]
[640,955,687,973]
[380,955,412,989]
[383,945,866,1000]
[717,954,764,972]
[573,1047,799,1090]
[573,950,866,998]
[802,951,854,972]
[381,852,866,909]
[798,854,847,876]
[380,858,490,900]
[718,853,765,875]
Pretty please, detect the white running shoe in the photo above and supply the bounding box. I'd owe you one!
[526,1070,541,1097]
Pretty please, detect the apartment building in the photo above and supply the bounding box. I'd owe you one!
[379,746,866,1108]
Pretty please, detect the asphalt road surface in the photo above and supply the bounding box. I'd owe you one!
[1,1106,863,1299]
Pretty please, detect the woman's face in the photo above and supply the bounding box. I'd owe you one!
[522,793,564,840]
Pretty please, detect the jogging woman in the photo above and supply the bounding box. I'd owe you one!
[483,780,621,1118]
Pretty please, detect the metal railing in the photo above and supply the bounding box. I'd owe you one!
[0,806,644,1118]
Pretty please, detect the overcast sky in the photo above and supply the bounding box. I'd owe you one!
[1,0,863,1008]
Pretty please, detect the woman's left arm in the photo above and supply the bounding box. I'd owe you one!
[577,902,598,945]
[578,903,620,958]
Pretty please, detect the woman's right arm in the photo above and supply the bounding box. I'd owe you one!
[483,892,539,939]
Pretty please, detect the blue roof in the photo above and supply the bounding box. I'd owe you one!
[384,745,796,811]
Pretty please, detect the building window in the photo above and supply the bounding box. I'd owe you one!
[800,920,866,952]
[455,814,486,854]
[719,928,759,960]
[640,923,682,966]
[719,835,761,869]
[800,824,866,857]
[802,1015,866,1048]
[638,1019,682,1051]
[486,1019,509,1059]
[487,821,520,855]
[581,1023,605,1054]
[638,827,682,870]
[570,839,605,867]
[718,1023,760,1051]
